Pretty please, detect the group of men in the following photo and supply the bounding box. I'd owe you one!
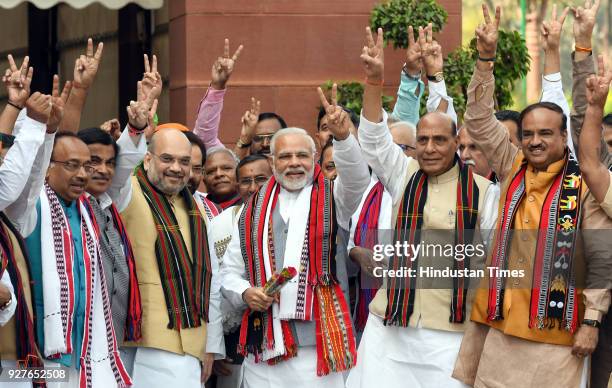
[0,1,610,388]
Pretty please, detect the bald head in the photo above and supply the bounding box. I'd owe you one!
[148,128,191,155]
[144,129,192,195]
[417,112,456,136]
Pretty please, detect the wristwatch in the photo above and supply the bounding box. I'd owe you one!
[427,72,444,83]
[0,293,12,311]
[236,138,252,149]
[582,319,601,328]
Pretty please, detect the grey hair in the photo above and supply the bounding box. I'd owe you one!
[389,120,416,138]
[206,146,240,164]
[269,127,317,156]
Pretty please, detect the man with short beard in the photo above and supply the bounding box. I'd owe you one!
[203,148,241,211]
[119,128,223,387]
[220,88,369,387]
[207,154,272,388]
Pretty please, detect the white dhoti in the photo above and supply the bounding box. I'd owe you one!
[129,347,201,388]
[346,313,468,388]
[242,346,344,388]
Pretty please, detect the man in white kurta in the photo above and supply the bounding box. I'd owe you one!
[220,124,369,388]
[346,29,499,386]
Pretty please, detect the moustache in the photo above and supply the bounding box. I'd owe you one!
[463,159,475,166]
[528,145,544,152]
[164,171,184,179]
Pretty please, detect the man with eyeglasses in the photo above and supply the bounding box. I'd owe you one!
[206,153,272,388]
[10,83,132,385]
[119,127,223,387]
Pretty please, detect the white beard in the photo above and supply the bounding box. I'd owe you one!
[273,166,314,191]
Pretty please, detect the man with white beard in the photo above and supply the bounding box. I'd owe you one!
[220,85,369,388]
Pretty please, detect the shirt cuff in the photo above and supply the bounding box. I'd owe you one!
[584,308,603,322]
[17,116,47,143]
[358,109,389,140]
[332,133,359,152]
[473,66,495,83]
[571,52,594,74]
[201,87,226,104]
[428,79,450,98]
[399,72,424,97]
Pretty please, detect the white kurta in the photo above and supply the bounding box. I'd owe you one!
[347,109,500,388]
[220,134,370,387]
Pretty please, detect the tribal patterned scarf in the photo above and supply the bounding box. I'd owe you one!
[385,157,480,326]
[487,151,582,332]
[41,184,131,387]
[237,165,357,376]
[135,163,212,329]
[353,180,384,331]
[82,198,143,342]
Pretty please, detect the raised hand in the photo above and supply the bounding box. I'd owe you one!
[73,38,103,89]
[128,81,156,130]
[47,75,72,132]
[144,99,159,142]
[211,38,244,90]
[241,97,261,132]
[3,55,33,108]
[100,118,121,140]
[542,4,570,52]
[405,26,422,76]
[572,0,600,48]
[475,4,501,58]
[586,55,612,108]
[141,54,162,103]
[361,27,385,83]
[25,92,52,125]
[418,23,443,76]
[317,83,350,141]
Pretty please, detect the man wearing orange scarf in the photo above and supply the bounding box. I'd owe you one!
[453,5,612,387]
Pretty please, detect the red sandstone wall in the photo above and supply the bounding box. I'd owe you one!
[168,0,462,145]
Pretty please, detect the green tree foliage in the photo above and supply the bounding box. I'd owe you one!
[320,81,394,115]
[369,0,530,120]
[370,0,448,49]
[444,30,530,118]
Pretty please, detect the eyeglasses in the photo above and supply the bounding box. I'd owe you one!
[192,165,204,174]
[238,175,269,187]
[51,160,95,174]
[396,143,416,151]
[253,134,275,143]
[150,152,191,167]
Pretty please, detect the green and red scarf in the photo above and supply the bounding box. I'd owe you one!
[135,164,212,329]
[487,152,582,332]
[385,157,480,326]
